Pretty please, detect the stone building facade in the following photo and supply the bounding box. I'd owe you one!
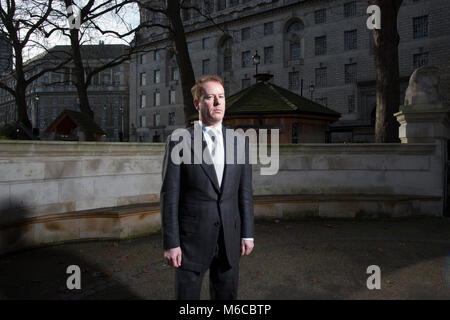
[0,45,130,142]
[130,0,450,143]
[0,34,12,76]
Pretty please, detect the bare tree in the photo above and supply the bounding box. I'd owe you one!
[37,0,181,140]
[370,0,403,143]
[0,0,70,132]
[42,1,133,117]
[135,0,200,126]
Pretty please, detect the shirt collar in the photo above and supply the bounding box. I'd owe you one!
[198,120,222,135]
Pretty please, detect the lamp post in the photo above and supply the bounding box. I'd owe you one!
[34,94,40,137]
[119,105,124,142]
[252,50,260,76]
[309,82,315,100]
[103,105,109,141]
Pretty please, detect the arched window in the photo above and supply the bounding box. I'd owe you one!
[166,50,178,82]
[218,36,233,73]
[284,20,304,62]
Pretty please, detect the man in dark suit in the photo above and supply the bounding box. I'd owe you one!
[160,75,254,300]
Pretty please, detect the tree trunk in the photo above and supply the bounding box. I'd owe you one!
[14,49,32,130]
[371,0,403,143]
[166,0,196,127]
[63,0,96,140]
[69,29,93,118]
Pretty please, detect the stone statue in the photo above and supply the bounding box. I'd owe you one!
[404,66,442,106]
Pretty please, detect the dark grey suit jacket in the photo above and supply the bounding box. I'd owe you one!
[160,125,254,273]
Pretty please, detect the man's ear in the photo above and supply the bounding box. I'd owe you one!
[193,99,199,110]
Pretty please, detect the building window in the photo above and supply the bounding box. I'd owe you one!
[154,70,160,84]
[154,50,161,61]
[315,36,327,56]
[140,72,146,86]
[140,115,146,128]
[264,22,273,36]
[344,30,357,50]
[140,94,146,108]
[288,71,300,90]
[241,27,251,41]
[154,92,160,106]
[242,51,251,68]
[169,90,176,104]
[152,12,161,24]
[224,55,232,71]
[286,21,303,61]
[344,1,357,17]
[140,54,146,64]
[292,123,299,143]
[264,46,273,64]
[315,9,326,24]
[413,15,428,39]
[52,72,62,84]
[103,73,111,85]
[202,37,212,49]
[218,0,226,11]
[242,78,251,89]
[187,42,193,55]
[315,67,327,88]
[202,59,210,75]
[171,68,179,81]
[153,113,160,126]
[113,74,120,85]
[413,52,429,69]
[345,63,357,84]
[220,37,233,72]
[289,36,301,60]
[168,112,176,125]
[348,95,356,113]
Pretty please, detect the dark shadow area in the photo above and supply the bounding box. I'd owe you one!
[2,207,450,299]
[0,201,139,300]
[238,217,450,300]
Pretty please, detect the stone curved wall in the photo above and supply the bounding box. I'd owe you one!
[0,140,446,255]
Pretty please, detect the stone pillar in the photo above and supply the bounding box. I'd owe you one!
[395,66,450,144]
[395,66,450,216]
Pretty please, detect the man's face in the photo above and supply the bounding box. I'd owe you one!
[194,81,225,127]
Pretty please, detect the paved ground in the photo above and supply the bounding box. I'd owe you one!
[1,217,450,300]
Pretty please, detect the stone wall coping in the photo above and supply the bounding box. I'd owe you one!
[1,194,441,230]
[0,140,165,156]
[276,143,436,155]
[0,140,435,160]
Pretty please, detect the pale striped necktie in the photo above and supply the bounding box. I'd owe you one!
[207,129,224,187]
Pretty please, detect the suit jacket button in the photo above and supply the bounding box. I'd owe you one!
[214,222,220,227]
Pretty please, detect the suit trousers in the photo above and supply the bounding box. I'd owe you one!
[175,227,239,300]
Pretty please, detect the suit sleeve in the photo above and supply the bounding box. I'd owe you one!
[160,135,181,250]
[238,136,254,239]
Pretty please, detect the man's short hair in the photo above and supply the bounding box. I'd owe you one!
[191,75,224,101]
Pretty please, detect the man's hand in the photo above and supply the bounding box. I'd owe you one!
[164,247,182,268]
[241,239,254,256]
